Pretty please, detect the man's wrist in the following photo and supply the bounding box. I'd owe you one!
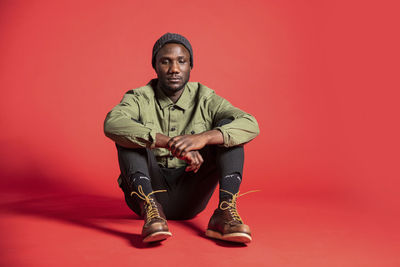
[155,133,171,148]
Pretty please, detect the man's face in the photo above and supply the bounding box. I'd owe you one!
[155,43,191,93]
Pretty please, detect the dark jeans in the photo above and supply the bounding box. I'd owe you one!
[116,121,244,220]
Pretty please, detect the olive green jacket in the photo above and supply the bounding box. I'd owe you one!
[104,79,259,168]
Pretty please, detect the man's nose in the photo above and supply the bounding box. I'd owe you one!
[169,61,180,73]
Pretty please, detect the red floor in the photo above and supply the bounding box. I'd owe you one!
[1,180,399,267]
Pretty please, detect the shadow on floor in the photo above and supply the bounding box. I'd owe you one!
[0,158,174,249]
[0,190,162,248]
[0,152,247,249]
[0,165,231,248]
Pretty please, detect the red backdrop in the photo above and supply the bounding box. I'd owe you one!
[0,0,399,266]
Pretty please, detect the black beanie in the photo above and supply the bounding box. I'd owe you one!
[152,33,193,69]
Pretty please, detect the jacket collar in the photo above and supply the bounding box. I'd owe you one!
[151,79,194,110]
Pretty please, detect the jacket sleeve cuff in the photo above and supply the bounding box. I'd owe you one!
[148,128,158,149]
[214,126,230,147]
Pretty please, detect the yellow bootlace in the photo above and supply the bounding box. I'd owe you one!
[219,189,260,223]
[131,185,167,221]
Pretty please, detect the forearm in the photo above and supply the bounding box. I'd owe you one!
[155,133,171,148]
[157,130,221,148]
[215,115,260,147]
[166,129,224,159]
[199,129,224,146]
[104,110,157,148]
[211,94,259,147]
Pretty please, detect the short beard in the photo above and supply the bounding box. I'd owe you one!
[158,75,190,94]
[161,82,187,93]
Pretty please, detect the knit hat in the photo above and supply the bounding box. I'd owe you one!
[152,33,193,69]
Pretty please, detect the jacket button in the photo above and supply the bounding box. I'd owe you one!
[171,127,176,131]
[191,130,195,134]
[169,156,173,160]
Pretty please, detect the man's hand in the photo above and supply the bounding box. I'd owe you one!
[183,151,204,173]
[167,134,208,158]
[157,130,223,172]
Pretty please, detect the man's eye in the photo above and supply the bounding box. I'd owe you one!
[179,60,186,64]
[161,60,169,64]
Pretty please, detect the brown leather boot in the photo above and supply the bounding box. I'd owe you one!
[131,186,172,243]
[205,190,252,243]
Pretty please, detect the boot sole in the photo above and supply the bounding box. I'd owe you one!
[143,231,172,243]
[205,229,252,243]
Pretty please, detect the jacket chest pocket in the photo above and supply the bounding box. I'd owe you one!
[139,101,157,126]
